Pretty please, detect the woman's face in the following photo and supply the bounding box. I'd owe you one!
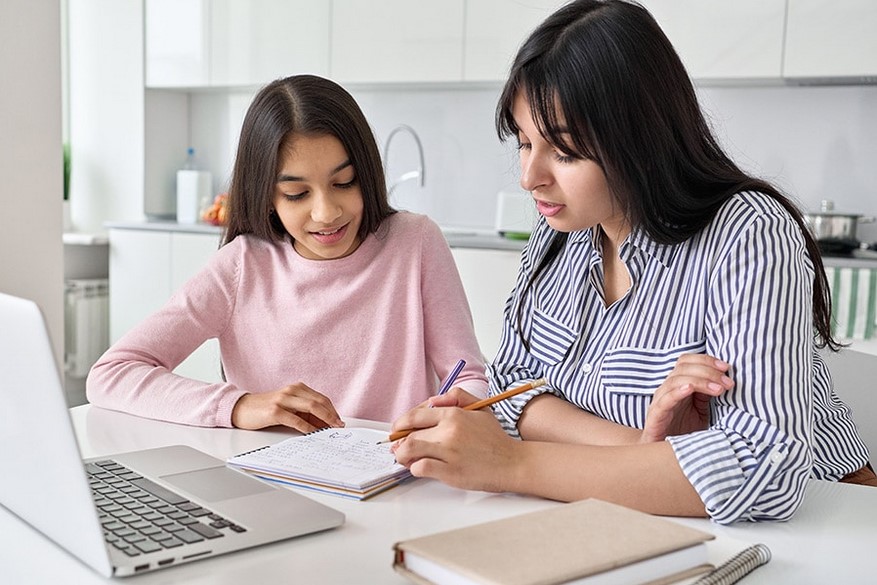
[273,133,364,260]
[513,93,624,235]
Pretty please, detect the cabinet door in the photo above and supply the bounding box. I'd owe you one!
[331,0,465,83]
[640,0,785,81]
[210,0,330,87]
[451,248,521,360]
[109,229,171,342]
[784,0,877,79]
[145,0,210,87]
[171,232,223,382]
[464,0,565,82]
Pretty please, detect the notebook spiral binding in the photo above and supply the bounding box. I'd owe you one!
[693,543,771,585]
[230,444,272,458]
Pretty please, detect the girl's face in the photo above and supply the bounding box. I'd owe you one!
[513,93,624,236]
[274,133,364,261]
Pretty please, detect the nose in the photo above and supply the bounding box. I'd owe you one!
[519,149,549,193]
[311,192,342,224]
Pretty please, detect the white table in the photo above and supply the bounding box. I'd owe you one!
[1,405,875,584]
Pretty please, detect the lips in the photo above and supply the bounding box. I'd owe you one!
[310,223,348,245]
[535,199,565,218]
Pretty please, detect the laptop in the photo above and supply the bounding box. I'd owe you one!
[0,292,345,577]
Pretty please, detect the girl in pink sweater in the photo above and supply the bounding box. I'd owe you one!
[87,75,488,430]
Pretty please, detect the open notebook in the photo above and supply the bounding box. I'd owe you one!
[227,427,412,500]
[0,292,345,577]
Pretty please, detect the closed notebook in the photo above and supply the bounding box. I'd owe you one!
[227,427,411,500]
[393,498,716,585]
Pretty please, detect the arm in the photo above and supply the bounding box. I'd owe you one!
[86,243,244,427]
[391,405,706,517]
[418,218,489,398]
[87,241,341,430]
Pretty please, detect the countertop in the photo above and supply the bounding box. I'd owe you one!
[104,221,528,252]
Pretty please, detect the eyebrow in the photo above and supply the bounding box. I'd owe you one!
[276,159,353,183]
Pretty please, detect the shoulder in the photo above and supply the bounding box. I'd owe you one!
[714,191,797,228]
[378,211,445,246]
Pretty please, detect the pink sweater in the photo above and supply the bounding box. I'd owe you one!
[87,212,488,426]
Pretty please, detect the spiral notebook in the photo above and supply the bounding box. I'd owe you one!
[227,427,411,500]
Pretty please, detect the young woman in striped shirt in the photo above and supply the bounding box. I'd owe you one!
[391,0,875,523]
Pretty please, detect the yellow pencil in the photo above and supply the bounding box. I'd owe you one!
[380,378,547,444]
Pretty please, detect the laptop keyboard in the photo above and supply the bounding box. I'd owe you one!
[86,460,247,557]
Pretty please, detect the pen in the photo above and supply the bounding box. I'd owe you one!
[436,359,466,398]
[380,378,548,444]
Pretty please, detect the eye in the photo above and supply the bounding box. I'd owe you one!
[282,191,307,202]
[335,178,358,189]
[554,152,576,164]
[515,142,531,152]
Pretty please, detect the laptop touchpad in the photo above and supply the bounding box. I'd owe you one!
[161,466,273,502]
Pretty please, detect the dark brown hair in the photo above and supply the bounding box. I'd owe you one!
[223,75,394,246]
[496,0,838,350]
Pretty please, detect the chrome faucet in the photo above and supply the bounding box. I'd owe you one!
[383,124,425,197]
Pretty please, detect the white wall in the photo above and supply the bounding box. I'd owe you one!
[0,0,64,362]
[181,83,877,236]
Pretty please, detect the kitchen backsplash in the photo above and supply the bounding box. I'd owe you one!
[187,83,877,238]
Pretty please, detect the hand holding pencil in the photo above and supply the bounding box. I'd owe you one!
[381,378,547,443]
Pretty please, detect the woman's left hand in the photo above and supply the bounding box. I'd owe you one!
[390,402,520,493]
[640,354,734,443]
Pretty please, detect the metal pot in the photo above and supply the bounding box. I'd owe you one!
[803,200,875,241]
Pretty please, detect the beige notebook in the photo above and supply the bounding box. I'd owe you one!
[392,498,715,585]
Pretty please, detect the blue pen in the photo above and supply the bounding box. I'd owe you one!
[436,359,466,397]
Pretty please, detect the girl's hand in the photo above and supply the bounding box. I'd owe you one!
[390,403,519,492]
[640,354,734,443]
[231,382,344,433]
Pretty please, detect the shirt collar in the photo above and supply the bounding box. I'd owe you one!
[625,227,678,268]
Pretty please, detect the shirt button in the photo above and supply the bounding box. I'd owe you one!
[770,451,784,464]
[582,363,593,374]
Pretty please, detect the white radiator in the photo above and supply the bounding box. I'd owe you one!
[65,278,110,378]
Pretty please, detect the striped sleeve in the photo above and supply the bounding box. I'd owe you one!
[667,204,815,523]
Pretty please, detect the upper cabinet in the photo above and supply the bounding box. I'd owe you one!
[331,0,465,83]
[463,0,566,82]
[146,1,877,88]
[784,0,877,81]
[145,0,330,88]
[641,0,786,82]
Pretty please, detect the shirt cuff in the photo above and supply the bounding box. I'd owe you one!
[668,429,801,524]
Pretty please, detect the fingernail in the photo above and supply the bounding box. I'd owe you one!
[715,359,729,368]
[708,382,722,392]
[721,375,733,386]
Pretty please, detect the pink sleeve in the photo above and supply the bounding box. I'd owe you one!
[85,243,247,427]
[418,219,489,398]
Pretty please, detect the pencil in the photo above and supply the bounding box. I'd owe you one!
[380,378,547,444]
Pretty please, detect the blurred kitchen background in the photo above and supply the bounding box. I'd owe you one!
[3,1,877,407]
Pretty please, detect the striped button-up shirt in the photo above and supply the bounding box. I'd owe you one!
[490,191,870,524]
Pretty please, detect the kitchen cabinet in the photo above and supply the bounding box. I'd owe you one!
[783,0,877,81]
[463,0,566,82]
[450,247,521,360]
[145,0,330,88]
[640,0,786,82]
[109,227,223,382]
[331,0,465,83]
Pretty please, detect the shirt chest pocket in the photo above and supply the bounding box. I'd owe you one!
[529,308,579,366]
[601,338,707,397]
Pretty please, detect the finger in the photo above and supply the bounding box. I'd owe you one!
[391,403,446,433]
[277,389,343,427]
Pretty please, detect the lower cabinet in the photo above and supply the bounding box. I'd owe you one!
[450,247,521,361]
[109,227,222,382]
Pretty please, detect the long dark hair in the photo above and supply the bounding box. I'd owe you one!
[496,0,838,350]
[223,75,394,246]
